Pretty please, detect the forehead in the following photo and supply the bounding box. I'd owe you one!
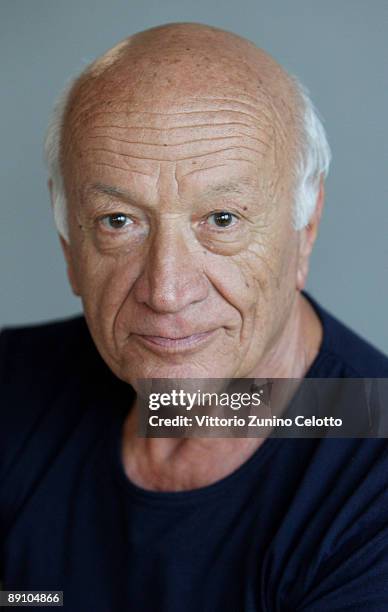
[62,85,296,206]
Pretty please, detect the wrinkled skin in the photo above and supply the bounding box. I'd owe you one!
[56,24,324,489]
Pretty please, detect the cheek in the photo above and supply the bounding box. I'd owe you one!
[233,235,284,295]
[223,230,298,326]
[73,244,142,330]
[204,243,276,326]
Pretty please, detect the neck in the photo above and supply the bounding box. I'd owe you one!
[121,291,323,492]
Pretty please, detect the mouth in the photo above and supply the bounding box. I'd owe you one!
[133,329,217,354]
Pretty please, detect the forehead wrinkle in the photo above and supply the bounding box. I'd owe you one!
[72,111,268,149]
[64,70,297,209]
[73,115,274,171]
[82,144,266,164]
[69,104,277,134]
[85,135,269,151]
[65,99,292,191]
[71,92,276,115]
[180,158,259,180]
[65,89,284,136]
[87,121,256,132]
[92,161,152,177]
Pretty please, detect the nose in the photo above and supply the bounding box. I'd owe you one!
[133,221,209,314]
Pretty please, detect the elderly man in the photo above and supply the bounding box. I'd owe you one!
[1,22,388,612]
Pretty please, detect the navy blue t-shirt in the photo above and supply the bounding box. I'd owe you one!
[1,293,388,611]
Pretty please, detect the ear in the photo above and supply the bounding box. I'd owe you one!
[296,177,325,291]
[48,179,81,297]
[59,236,81,297]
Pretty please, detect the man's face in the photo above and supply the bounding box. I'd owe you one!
[62,88,301,385]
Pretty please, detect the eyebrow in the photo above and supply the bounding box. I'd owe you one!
[200,178,256,199]
[88,183,137,201]
[89,178,256,203]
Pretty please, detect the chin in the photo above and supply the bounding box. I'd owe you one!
[127,366,239,403]
[113,334,234,382]
[130,363,226,382]
[119,357,234,387]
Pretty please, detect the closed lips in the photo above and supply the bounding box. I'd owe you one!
[134,330,217,349]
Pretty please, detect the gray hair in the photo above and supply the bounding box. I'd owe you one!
[44,73,331,241]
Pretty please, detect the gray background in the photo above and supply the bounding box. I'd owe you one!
[1,0,387,352]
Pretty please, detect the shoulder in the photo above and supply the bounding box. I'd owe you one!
[0,316,107,478]
[0,318,126,537]
[0,315,102,385]
[0,315,112,449]
[273,437,388,610]
[304,292,388,377]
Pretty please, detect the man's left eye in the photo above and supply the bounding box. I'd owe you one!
[207,211,238,228]
[100,213,133,230]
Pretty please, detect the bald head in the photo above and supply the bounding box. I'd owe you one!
[45,23,331,239]
[81,23,295,102]
[65,23,297,152]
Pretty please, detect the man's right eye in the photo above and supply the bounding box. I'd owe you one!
[99,213,133,230]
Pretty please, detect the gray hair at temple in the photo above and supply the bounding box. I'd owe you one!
[44,68,331,242]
